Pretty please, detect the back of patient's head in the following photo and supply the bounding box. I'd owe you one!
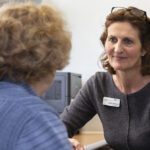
[0,2,71,83]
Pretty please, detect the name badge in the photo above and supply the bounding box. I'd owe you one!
[103,97,120,107]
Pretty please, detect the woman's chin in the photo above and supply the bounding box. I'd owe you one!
[113,66,124,72]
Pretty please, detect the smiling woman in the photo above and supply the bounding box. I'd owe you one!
[105,22,143,73]
[100,6,150,75]
[61,6,150,150]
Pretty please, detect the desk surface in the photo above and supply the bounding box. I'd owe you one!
[73,133,104,146]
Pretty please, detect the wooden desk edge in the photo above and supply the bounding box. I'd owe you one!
[73,132,104,146]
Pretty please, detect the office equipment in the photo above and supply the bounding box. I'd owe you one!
[41,72,82,113]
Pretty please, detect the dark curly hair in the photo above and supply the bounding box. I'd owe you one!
[0,2,71,83]
[100,6,150,75]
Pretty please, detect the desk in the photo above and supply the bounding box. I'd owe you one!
[73,133,104,146]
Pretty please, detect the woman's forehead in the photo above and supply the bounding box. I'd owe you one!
[107,22,140,38]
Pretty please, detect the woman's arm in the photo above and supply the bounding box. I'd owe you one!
[60,76,97,137]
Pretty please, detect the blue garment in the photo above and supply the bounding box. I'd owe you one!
[0,77,73,150]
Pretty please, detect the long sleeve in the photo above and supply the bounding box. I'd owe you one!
[60,76,97,137]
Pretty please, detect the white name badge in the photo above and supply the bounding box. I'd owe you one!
[103,97,120,107]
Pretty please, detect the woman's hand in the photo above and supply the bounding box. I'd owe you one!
[69,138,85,150]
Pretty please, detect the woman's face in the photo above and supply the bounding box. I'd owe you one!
[105,21,146,72]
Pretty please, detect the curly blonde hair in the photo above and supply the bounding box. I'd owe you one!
[0,2,71,83]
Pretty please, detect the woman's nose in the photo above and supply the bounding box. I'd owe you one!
[114,42,124,53]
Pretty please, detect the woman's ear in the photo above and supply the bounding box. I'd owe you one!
[141,49,147,56]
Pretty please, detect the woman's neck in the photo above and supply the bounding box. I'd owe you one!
[113,70,150,94]
[30,72,56,96]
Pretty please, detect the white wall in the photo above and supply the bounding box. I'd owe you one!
[42,0,150,83]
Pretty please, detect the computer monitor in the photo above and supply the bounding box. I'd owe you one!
[41,72,82,114]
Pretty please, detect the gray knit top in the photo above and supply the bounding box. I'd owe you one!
[61,72,150,150]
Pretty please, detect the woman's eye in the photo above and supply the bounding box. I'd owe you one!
[123,38,133,45]
[108,37,117,43]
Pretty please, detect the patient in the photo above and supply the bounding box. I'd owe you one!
[0,2,73,150]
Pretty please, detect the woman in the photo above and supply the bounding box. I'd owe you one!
[0,2,73,150]
[61,6,150,150]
